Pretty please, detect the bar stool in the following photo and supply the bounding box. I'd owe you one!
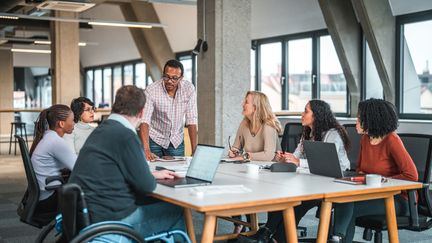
[9,122,28,155]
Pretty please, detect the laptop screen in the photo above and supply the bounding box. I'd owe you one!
[186,144,224,181]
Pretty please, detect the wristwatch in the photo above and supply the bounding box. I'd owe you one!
[242,152,250,161]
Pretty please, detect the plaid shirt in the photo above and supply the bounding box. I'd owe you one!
[142,79,198,149]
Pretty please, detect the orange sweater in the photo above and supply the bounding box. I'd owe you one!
[357,132,418,199]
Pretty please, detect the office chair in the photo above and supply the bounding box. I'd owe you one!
[58,183,191,243]
[280,123,303,153]
[342,124,360,170]
[355,133,432,243]
[15,134,64,243]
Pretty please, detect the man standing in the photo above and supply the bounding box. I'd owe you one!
[69,85,184,237]
[140,59,198,160]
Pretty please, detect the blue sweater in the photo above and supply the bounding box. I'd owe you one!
[69,119,156,223]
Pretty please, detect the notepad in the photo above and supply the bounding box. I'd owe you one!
[334,176,366,185]
[153,156,186,162]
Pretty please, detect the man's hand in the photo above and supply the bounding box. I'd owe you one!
[144,148,158,161]
[152,170,177,180]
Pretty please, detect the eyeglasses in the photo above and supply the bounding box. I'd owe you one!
[162,75,182,82]
[83,107,96,113]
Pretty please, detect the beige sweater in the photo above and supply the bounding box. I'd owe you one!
[232,121,280,161]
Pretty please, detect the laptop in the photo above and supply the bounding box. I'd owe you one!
[156,144,224,188]
[303,140,356,178]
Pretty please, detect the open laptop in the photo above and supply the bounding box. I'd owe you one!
[156,144,224,188]
[303,140,356,178]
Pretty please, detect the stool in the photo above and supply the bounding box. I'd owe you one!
[9,122,28,155]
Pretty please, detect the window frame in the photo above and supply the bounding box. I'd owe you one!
[252,29,350,116]
[396,9,432,120]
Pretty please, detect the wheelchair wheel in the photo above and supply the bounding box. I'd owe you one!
[69,223,145,243]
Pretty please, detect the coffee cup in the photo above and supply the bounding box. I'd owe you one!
[366,174,382,186]
[246,164,260,175]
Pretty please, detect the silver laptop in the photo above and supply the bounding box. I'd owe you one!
[156,144,224,188]
[303,140,356,178]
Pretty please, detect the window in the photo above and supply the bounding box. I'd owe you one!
[103,68,112,107]
[135,62,146,89]
[250,49,256,91]
[85,70,93,101]
[319,35,348,112]
[253,30,348,114]
[177,52,197,85]
[398,11,432,117]
[364,41,383,99]
[124,65,133,85]
[113,66,122,100]
[94,69,102,107]
[260,42,282,111]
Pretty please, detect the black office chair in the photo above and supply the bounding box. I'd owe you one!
[15,134,63,242]
[342,124,360,170]
[355,133,432,243]
[280,123,303,153]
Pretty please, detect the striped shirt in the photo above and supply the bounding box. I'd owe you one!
[142,79,197,149]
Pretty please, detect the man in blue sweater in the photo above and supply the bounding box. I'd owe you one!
[69,85,185,238]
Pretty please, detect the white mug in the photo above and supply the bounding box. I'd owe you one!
[366,174,382,186]
[246,164,260,175]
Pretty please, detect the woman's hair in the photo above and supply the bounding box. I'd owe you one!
[243,91,282,134]
[357,98,398,138]
[70,97,94,123]
[30,104,72,156]
[302,100,350,150]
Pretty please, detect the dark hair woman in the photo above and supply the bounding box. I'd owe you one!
[64,97,95,154]
[30,104,77,224]
[331,99,418,243]
[240,100,351,243]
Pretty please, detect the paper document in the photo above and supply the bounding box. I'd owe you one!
[189,185,252,196]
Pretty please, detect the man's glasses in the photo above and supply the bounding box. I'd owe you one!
[162,75,182,82]
[83,107,96,113]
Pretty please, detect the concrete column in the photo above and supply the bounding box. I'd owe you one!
[0,50,14,137]
[352,0,396,103]
[120,2,174,80]
[197,0,251,146]
[51,11,80,105]
[318,0,362,116]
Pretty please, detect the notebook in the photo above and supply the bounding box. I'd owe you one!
[156,144,224,188]
[303,140,357,178]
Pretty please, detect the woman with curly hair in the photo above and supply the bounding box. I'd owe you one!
[239,99,351,243]
[331,99,418,243]
[64,97,95,154]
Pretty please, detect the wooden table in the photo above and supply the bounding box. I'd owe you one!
[151,162,422,243]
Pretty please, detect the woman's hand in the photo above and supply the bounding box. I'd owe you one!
[228,149,240,158]
[275,151,300,166]
[152,170,177,180]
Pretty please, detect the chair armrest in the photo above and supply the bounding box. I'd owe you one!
[45,176,65,191]
[408,188,420,228]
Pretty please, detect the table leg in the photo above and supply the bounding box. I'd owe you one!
[317,201,333,243]
[201,214,217,243]
[385,196,399,243]
[184,208,196,243]
[282,206,298,243]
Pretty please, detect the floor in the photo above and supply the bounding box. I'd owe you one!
[1,143,432,243]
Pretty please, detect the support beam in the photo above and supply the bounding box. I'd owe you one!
[197,0,251,146]
[51,11,80,105]
[352,0,396,103]
[120,2,174,80]
[0,50,14,137]
[318,0,362,116]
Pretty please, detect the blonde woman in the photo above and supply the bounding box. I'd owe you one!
[229,91,282,161]
[228,91,282,234]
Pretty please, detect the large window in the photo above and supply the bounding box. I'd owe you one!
[253,30,348,114]
[176,52,197,86]
[398,11,432,117]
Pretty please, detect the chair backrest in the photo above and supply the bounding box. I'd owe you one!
[15,135,43,227]
[398,133,432,217]
[280,123,303,153]
[58,183,91,241]
[343,124,361,170]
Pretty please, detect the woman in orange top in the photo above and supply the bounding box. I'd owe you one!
[332,98,418,243]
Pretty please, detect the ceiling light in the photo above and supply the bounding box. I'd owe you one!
[88,21,152,29]
[78,42,87,46]
[0,12,165,29]
[34,40,91,47]
[0,15,19,20]
[11,48,51,54]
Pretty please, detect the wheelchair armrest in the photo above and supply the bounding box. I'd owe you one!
[408,188,420,228]
[45,176,65,191]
